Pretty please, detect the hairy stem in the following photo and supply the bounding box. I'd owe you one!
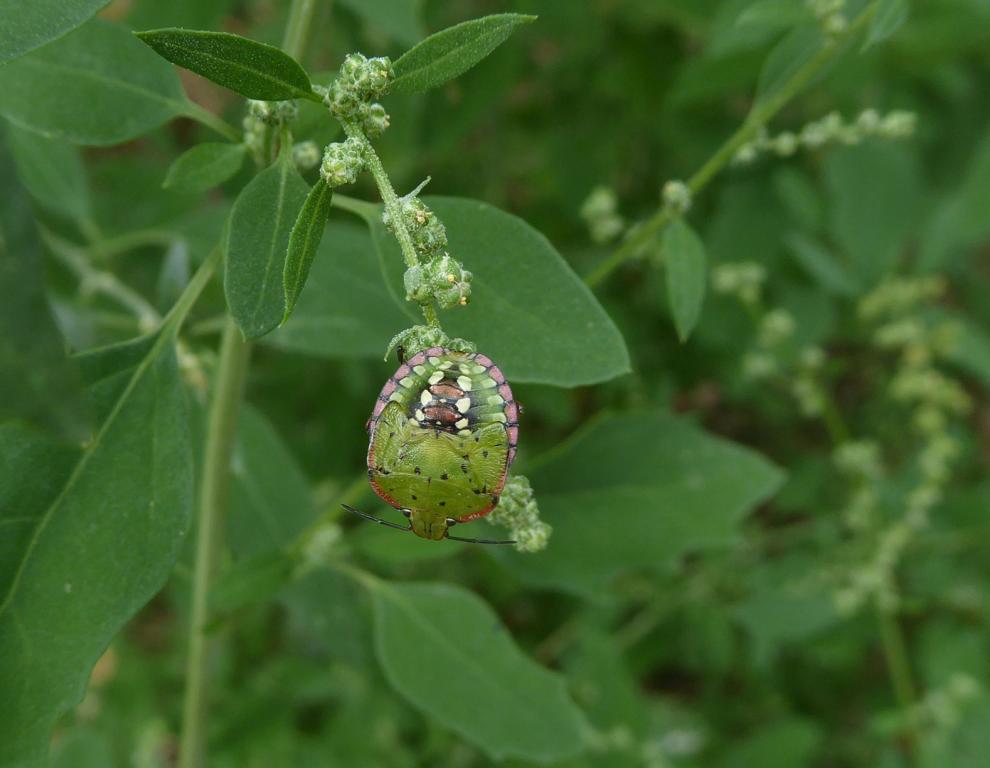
[178,320,251,768]
[340,121,441,327]
[584,3,879,288]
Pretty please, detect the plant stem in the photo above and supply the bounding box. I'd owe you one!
[584,3,879,288]
[178,3,320,766]
[878,606,919,757]
[178,320,251,768]
[184,102,243,143]
[341,121,441,328]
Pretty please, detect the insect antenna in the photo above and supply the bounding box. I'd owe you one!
[341,504,411,532]
[446,533,517,546]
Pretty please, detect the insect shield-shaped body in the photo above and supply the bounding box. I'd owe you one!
[366,347,519,541]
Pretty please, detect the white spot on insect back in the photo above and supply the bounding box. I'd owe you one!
[413,365,426,375]
[439,361,453,370]
[455,418,469,429]
[415,409,426,421]
[491,413,507,423]
[428,371,444,385]
[399,376,414,388]
[457,375,473,391]
[456,398,471,413]
[487,394,503,406]
[480,377,497,389]
[420,389,432,406]
[458,429,472,436]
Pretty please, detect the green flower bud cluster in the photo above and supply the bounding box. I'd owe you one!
[248,98,298,125]
[734,109,917,164]
[292,140,321,171]
[661,180,692,214]
[791,346,828,417]
[383,192,473,309]
[320,137,365,187]
[712,261,766,306]
[580,186,625,243]
[384,325,475,361]
[323,53,394,138]
[742,309,796,381]
[486,475,552,553]
[909,673,982,734]
[296,521,343,575]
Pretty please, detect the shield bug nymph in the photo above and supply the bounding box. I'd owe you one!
[344,346,519,544]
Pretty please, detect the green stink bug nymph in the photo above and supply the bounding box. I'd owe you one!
[346,346,519,544]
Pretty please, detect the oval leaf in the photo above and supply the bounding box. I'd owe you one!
[136,28,314,101]
[225,148,309,339]
[283,179,333,323]
[391,13,535,94]
[662,217,706,342]
[0,332,194,765]
[0,0,108,66]
[0,19,187,145]
[5,120,90,221]
[368,580,588,761]
[163,142,246,193]
[369,197,630,386]
[492,412,784,597]
[863,0,908,51]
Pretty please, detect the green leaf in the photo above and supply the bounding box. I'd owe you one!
[163,142,246,193]
[369,197,630,386]
[784,232,858,297]
[135,28,315,101]
[367,580,588,761]
[337,0,426,46]
[0,146,86,435]
[824,142,922,284]
[662,218,707,342]
[0,0,108,66]
[493,412,784,597]
[228,404,315,557]
[863,0,908,50]
[391,13,535,94]
[0,19,187,146]
[283,180,334,324]
[225,148,309,339]
[0,329,194,765]
[721,718,822,768]
[267,219,410,358]
[4,121,90,221]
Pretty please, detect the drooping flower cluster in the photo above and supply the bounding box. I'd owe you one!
[580,186,625,243]
[734,109,917,164]
[383,325,475,362]
[320,136,365,187]
[486,475,552,552]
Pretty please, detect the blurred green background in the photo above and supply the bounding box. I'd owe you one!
[3,0,990,766]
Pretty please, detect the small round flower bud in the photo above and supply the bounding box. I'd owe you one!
[662,180,692,214]
[292,140,321,171]
[248,99,298,126]
[362,102,390,138]
[486,475,552,552]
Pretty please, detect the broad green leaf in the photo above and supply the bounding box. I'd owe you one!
[5,121,90,221]
[369,197,630,386]
[337,0,426,46]
[391,13,535,94]
[662,218,707,342]
[210,550,295,617]
[163,142,246,193]
[494,412,784,597]
[0,0,108,66]
[225,148,309,339]
[266,219,410,358]
[0,329,194,766]
[368,580,588,761]
[824,142,922,284]
[136,28,314,101]
[863,0,908,50]
[945,316,990,388]
[0,147,85,435]
[283,180,333,323]
[0,19,187,146]
[720,719,822,768]
[228,404,315,557]
[784,232,858,296]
